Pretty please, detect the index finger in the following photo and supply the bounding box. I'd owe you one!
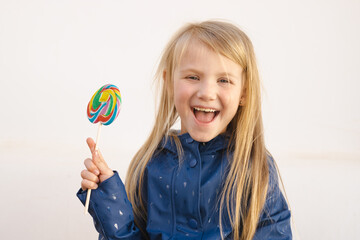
[86,137,96,154]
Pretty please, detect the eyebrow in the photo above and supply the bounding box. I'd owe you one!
[217,72,240,79]
[178,68,201,73]
[179,68,240,78]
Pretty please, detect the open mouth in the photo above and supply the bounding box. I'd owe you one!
[193,107,219,123]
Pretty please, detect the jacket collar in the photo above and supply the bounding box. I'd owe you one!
[160,131,231,155]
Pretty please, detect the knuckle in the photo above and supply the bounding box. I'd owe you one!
[90,181,98,189]
[80,170,87,178]
[81,179,98,189]
[84,158,92,165]
[84,159,95,170]
[81,179,87,188]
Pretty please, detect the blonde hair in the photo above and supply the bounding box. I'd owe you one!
[125,20,269,240]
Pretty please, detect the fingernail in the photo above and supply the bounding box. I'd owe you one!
[94,150,98,158]
[94,169,100,175]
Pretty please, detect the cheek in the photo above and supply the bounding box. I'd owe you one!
[174,83,189,112]
[221,89,241,114]
[174,83,191,102]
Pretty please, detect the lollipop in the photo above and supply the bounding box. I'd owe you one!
[87,84,122,126]
[84,84,122,214]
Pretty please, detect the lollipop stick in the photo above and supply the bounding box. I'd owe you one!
[84,123,102,214]
[95,123,102,151]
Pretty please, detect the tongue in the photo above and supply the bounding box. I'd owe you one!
[194,111,215,123]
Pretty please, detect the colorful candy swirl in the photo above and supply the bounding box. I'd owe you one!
[87,84,121,125]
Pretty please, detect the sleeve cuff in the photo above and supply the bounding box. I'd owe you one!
[76,171,122,205]
[76,171,140,238]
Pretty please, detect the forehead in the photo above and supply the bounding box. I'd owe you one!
[177,40,243,75]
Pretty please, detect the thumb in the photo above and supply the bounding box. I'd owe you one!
[86,137,114,179]
[92,149,114,177]
[86,137,96,153]
[86,137,107,170]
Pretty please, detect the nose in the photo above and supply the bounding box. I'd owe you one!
[196,80,216,101]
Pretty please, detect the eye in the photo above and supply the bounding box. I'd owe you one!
[218,78,230,84]
[187,75,200,80]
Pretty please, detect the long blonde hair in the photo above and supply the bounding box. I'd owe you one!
[125,20,269,240]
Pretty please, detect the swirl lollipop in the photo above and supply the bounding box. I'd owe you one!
[87,84,122,126]
[84,84,122,214]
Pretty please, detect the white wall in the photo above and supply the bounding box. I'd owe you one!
[0,0,359,239]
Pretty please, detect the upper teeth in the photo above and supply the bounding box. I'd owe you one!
[194,107,216,113]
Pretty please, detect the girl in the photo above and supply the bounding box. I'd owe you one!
[78,20,292,240]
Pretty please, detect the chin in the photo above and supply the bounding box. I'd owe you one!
[189,131,217,143]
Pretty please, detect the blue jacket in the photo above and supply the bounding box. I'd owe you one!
[77,133,292,239]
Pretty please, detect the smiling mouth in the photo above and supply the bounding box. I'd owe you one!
[193,107,219,123]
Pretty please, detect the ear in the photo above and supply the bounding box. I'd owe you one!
[239,98,245,106]
[163,71,167,82]
[163,70,174,96]
[163,70,169,90]
[239,87,246,106]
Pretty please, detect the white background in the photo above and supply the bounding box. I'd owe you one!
[0,0,359,239]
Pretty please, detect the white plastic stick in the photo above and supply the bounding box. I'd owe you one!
[84,123,102,214]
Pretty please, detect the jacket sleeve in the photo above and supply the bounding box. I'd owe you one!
[253,157,292,240]
[77,171,143,240]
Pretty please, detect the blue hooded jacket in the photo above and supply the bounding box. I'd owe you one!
[77,133,292,239]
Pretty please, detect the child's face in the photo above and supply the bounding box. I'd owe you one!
[173,40,243,142]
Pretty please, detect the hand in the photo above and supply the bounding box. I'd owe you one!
[81,138,114,191]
